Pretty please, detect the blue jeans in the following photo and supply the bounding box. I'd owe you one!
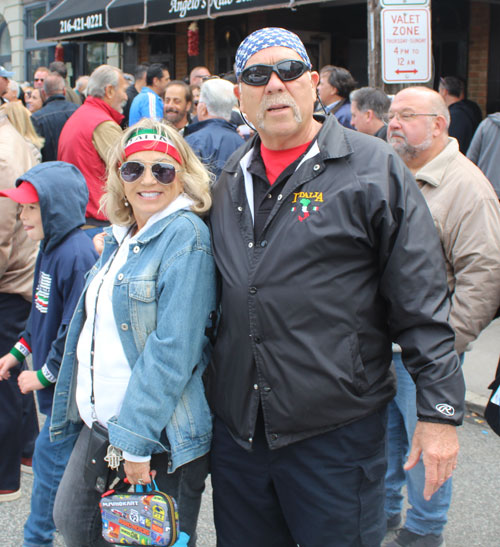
[384,352,455,536]
[53,424,208,547]
[23,413,78,547]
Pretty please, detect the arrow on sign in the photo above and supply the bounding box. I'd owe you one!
[395,69,419,74]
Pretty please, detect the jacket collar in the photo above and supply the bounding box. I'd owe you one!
[223,114,352,176]
[43,94,66,106]
[415,137,459,188]
[84,95,124,125]
[183,117,235,137]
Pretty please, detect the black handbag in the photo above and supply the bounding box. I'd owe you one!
[84,421,111,493]
[484,356,500,437]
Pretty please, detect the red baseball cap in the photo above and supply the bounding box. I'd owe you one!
[0,181,39,203]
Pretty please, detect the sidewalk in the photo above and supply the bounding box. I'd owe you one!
[463,317,499,412]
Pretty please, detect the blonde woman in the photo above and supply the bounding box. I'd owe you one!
[0,101,44,162]
[52,118,216,547]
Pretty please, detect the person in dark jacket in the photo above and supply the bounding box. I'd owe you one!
[467,112,500,199]
[121,63,148,128]
[350,86,390,140]
[184,78,243,178]
[317,65,356,128]
[439,76,482,152]
[0,161,97,546]
[208,27,465,547]
[31,73,79,162]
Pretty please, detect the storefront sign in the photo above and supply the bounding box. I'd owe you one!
[381,0,429,5]
[381,7,431,83]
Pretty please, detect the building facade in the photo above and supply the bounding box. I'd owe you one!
[0,0,497,114]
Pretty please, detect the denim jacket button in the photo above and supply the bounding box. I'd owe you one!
[133,245,140,254]
[120,323,129,331]
[117,273,124,281]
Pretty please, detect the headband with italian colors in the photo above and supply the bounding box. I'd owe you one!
[124,128,183,165]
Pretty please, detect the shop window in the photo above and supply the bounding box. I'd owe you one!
[27,49,50,82]
[85,43,106,75]
[26,6,46,39]
[215,26,241,76]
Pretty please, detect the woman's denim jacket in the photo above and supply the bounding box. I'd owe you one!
[50,210,216,472]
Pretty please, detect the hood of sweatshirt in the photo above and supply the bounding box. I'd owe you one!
[16,161,89,253]
[487,112,500,126]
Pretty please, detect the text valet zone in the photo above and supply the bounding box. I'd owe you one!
[381,8,431,84]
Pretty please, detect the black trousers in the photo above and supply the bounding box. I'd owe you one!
[211,407,388,547]
[0,292,39,490]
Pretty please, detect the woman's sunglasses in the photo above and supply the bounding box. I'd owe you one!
[119,161,177,185]
[240,59,309,86]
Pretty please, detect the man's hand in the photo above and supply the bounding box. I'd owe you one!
[18,370,44,393]
[124,460,156,486]
[0,353,20,380]
[405,421,459,501]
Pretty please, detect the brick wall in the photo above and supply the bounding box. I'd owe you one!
[467,1,489,115]
[175,22,189,80]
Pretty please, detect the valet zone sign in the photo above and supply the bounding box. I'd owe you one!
[381,7,431,83]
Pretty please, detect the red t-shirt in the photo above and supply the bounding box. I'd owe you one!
[260,141,311,185]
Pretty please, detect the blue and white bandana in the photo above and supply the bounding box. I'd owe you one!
[234,27,312,78]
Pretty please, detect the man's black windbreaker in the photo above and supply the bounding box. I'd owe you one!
[208,115,465,451]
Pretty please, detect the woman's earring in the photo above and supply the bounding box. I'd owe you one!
[124,198,129,207]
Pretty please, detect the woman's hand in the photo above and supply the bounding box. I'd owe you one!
[0,353,20,380]
[93,232,105,256]
[18,370,44,393]
[124,460,156,486]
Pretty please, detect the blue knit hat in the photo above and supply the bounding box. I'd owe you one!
[235,27,312,79]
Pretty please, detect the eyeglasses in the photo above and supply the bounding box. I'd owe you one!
[119,161,177,185]
[34,78,44,82]
[388,111,438,122]
[240,59,309,86]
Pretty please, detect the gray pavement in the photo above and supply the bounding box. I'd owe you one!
[1,320,498,546]
[463,317,500,411]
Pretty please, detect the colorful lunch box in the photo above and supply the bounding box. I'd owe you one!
[100,482,180,546]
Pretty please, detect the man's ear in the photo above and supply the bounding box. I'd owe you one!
[234,83,241,100]
[104,83,114,99]
[434,114,449,135]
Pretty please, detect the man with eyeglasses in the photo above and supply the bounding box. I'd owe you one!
[209,27,466,546]
[385,86,500,547]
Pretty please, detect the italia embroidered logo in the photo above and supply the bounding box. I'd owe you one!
[35,272,51,314]
[291,191,323,222]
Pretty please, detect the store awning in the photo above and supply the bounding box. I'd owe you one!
[106,0,325,31]
[106,0,147,31]
[35,0,111,41]
[36,0,329,41]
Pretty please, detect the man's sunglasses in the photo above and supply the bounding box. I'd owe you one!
[240,59,309,86]
[119,161,177,185]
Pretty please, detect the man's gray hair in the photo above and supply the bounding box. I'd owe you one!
[8,79,19,96]
[350,87,391,122]
[86,65,121,98]
[44,72,65,97]
[199,78,237,122]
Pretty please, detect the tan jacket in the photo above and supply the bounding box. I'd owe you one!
[0,115,39,300]
[416,138,500,353]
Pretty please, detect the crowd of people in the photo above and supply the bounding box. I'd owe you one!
[0,25,499,547]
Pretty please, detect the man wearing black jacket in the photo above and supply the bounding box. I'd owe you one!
[209,27,465,547]
[439,76,482,153]
[31,73,78,162]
